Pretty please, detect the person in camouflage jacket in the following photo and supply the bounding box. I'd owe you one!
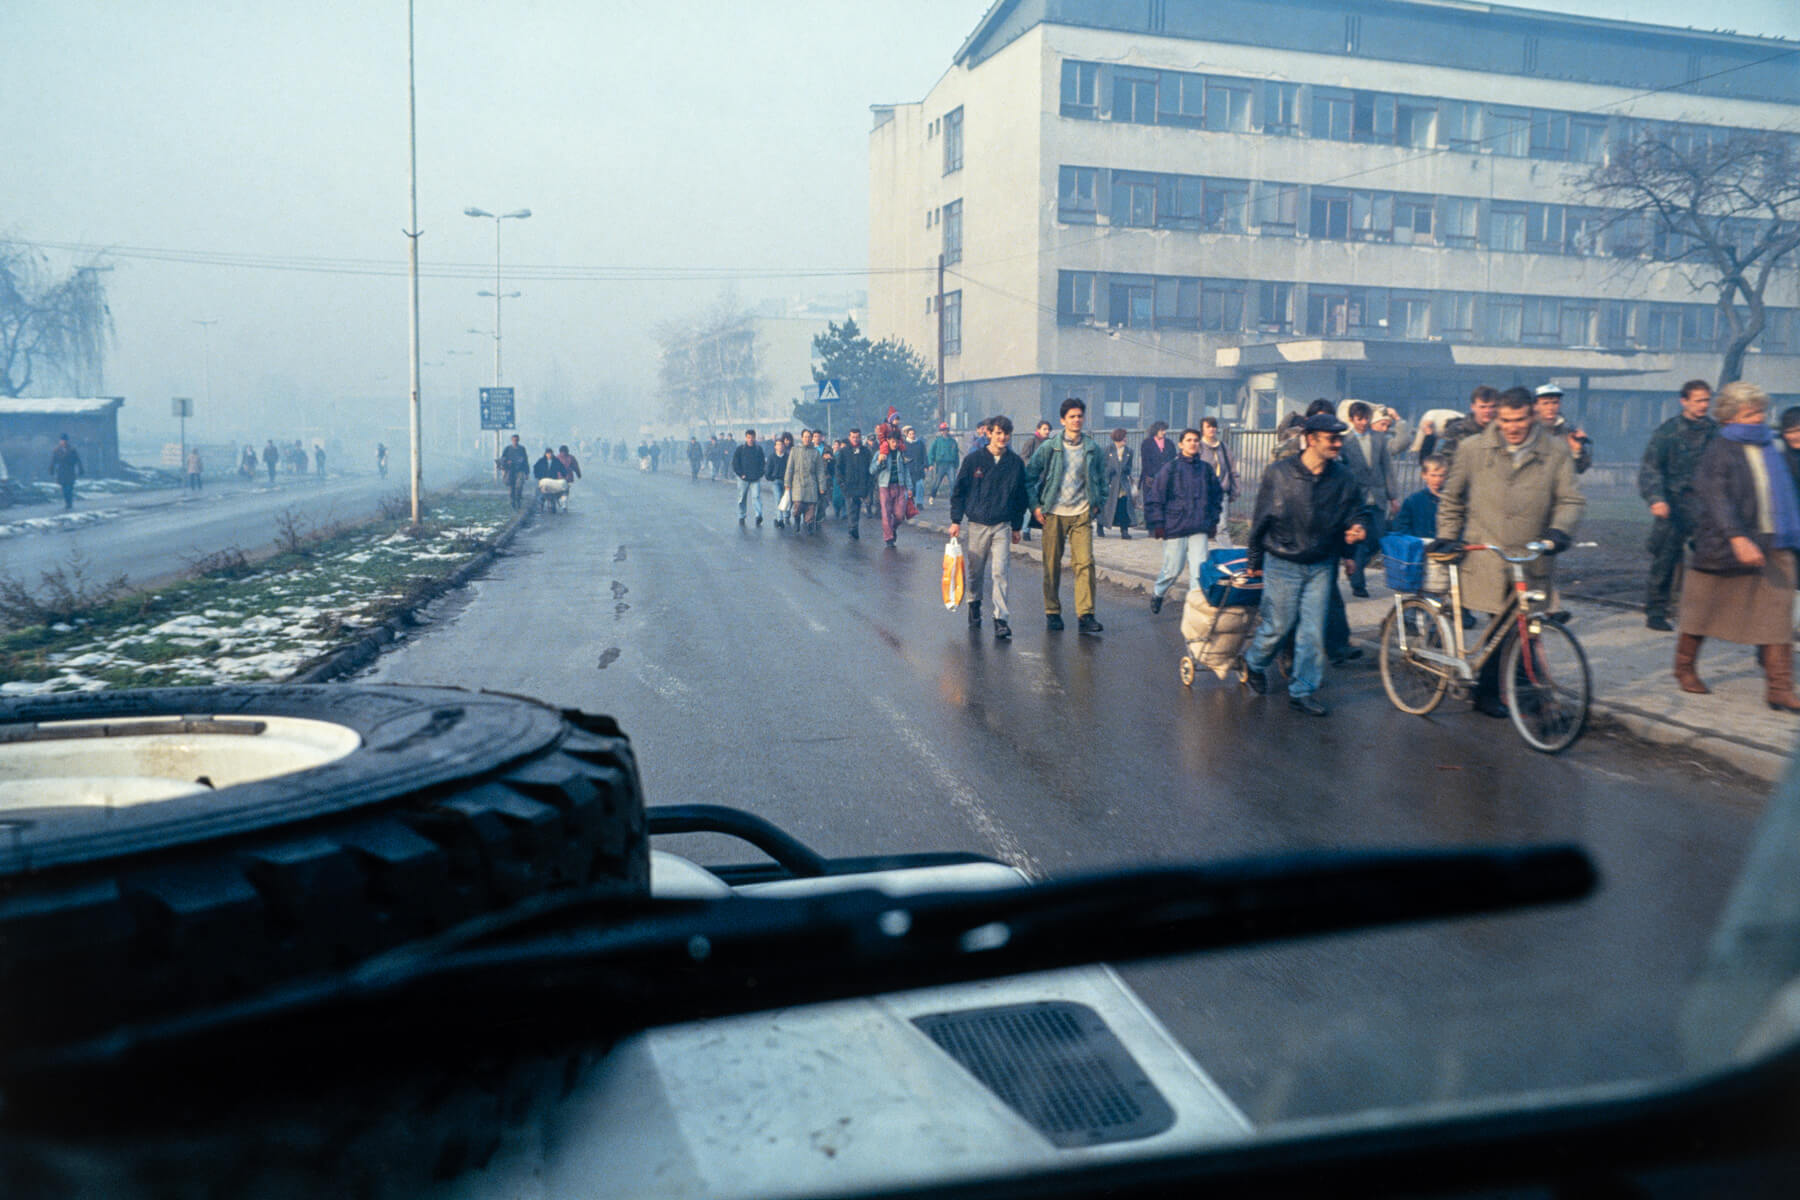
[1639,380,1719,631]
[1433,386,1500,462]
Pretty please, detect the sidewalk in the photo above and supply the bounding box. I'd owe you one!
[907,503,1797,783]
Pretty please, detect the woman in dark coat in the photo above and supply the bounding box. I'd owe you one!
[1098,427,1135,538]
[1676,383,1800,710]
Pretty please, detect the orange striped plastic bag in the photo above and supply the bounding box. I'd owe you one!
[942,536,966,611]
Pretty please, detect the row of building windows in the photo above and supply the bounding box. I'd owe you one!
[924,105,964,176]
[1056,165,1766,260]
[1053,269,1800,354]
[1058,57,1775,163]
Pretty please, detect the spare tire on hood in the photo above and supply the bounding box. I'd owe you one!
[0,684,648,1055]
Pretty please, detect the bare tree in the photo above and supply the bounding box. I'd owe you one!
[1582,129,1800,385]
[0,241,114,397]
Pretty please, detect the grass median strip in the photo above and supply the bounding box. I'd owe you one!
[0,490,513,695]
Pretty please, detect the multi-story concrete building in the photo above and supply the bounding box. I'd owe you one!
[868,0,1800,445]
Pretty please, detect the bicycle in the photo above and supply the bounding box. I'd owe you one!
[1377,540,1593,753]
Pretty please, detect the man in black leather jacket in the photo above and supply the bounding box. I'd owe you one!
[1240,413,1374,717]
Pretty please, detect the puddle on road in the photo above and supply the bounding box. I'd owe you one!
[610,580,628,599]
[597,647,621,670]
[613,545,627,562]
[614,602,630,619]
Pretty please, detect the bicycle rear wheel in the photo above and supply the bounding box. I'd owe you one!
[1502,619,1591,753]
[1378,598,1452,715]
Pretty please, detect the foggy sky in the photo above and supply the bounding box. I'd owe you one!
[4,0,1797,443]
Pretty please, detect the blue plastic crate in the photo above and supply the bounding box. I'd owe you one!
[1381,533,1426,592]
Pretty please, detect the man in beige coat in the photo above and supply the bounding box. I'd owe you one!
[1436,387,1585,716]
[785,429,829,535]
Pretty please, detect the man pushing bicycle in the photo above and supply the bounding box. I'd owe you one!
[1434,387,1586,718]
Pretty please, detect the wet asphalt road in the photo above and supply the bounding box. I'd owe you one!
[3,467,464,588]
[363,464,1766,1126]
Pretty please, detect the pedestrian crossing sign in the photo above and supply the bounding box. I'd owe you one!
[817,379,841,403]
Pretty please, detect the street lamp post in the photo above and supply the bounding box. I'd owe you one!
[464,206,529,468]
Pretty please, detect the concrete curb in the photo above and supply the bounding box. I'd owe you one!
[287,501,536,684]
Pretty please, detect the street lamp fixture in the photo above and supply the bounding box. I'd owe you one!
[465,205,530,467]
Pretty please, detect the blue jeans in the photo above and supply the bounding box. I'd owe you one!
[1245,557,1334,698]
[1153,532,1210,598]
[737,478,763,520]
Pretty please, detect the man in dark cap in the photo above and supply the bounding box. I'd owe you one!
[48,433,83,510]
[1240,413,1373,716]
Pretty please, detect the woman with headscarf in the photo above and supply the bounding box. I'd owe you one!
[1675,382,1800,710]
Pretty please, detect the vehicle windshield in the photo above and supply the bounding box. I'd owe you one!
[5,0,1800,1195]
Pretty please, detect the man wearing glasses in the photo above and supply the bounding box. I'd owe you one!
[1240,413,1373,717]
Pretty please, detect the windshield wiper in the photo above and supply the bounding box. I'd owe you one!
[3,843,1594,1109]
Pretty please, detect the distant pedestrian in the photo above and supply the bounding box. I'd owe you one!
[47,434,83,510]
[871,425,915,547]
[532,446,569,512]
[835,428,873,540]
[1239,413,1372,717]
[786,428,827,535]
[900,425,929,509]
[687,437,703,479]
[498,434,530,509]
[1533,384,1593,474]
[1339,401,1399,597]
[1144,429,1223,614]
[1019,418,1053,543]
[766,433,792,527]
[263,439,279,484]
[313,445,326,479]
[240,445,258,481]
[1024,398,1108,633]
[948,416,1030,640]
[1138,422,1175,502]
[731,429,767,526]
[1639,380,1717,631]
[185,448,203,492]
[926,422,960,504]
[1674,382,1800,711]
[1096,427,1135,539]
[648,442,661,473]
[1196,418,1238,506]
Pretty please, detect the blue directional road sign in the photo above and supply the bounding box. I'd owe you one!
[479,387,516,430]
[817,379,842,403]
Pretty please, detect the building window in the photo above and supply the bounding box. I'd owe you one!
[1396,102,1437,149]
[1154,277,1201,329]
[1157,175,1203,229]
[1489,296,1524,343]
[1257,282,1293,334]
[1439,197,1479,247]
[1205,81,1252,132]
[1529,111,1569,160]
[1060,60,1099,118]
[1352,91,1395,143]
[1561,303,1597,346]
[1113,72,1159,124]
[1261,81,1301,134]
[1310,190,1350,240]
[1057,271,1095,323]
[1254,182,1299,234]
[1438,101,1480,151]
[1058,166,1099,223]
[1158,71,1207,125]
[941,199,962,265]
[1104,380,1141,422]
[1112,174,1157,228]
[1393,196,1434,244]
[942,106,963,175]
[1309,291,1357,337]
[1489,205,1526,252]
[941,290,962,354]
[1525,204,1564,253]
[1349,191,1394,241]
[1569,117,1608,164]
[1487,107,1530,157]
[1393,295,1431,339]
[1564,208,1603,255]
[1109,279,1154,329]
[1201,179,1249,232]
[1435,292,1475,337]
[1154,386,1189,428]
[1522,296,1561,342]
[1312,90,1353,141]
[1200,281,1245,332]
[1680,305,1718,352]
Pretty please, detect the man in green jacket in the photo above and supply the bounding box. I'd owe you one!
[925,422,960,504]
[1025,398,1109,633]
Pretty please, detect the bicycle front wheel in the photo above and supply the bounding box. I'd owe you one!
[1379,598,1453,715]
[1502,619,1591,753]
